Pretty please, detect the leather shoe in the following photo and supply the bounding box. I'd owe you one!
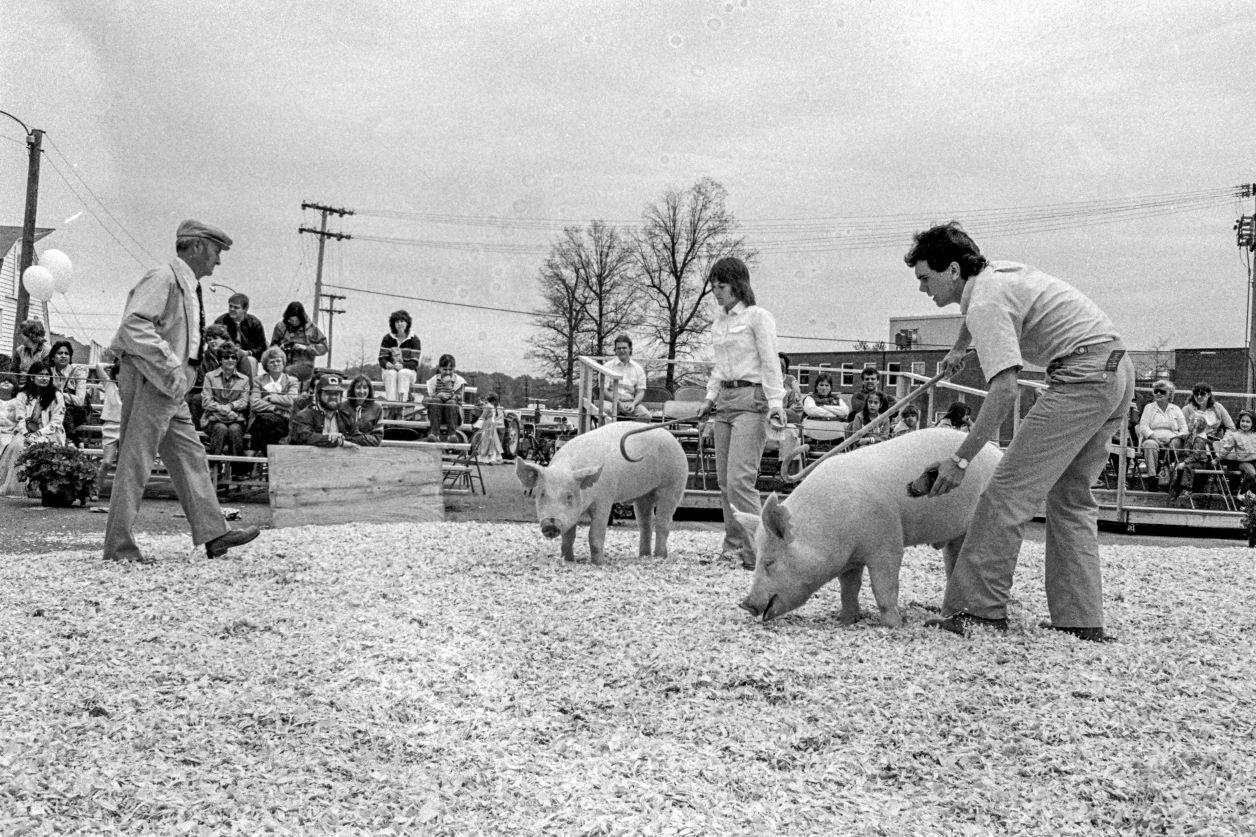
[925,613,1009,635]
[205,526,260,559]
[1038,621,1116,643]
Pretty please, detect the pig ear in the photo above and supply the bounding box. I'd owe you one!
[573,465,603,490]
[732,510,761,539]
[762,494,793,544]
[515,457,543,491]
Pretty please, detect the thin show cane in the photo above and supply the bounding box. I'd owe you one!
[619,417,704,462]
[780,353,971,485]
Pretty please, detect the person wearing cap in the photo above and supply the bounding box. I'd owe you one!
[695,256,788,570]
[103,220,259,563]
[289,373,359,448]
[907,222,1134,643]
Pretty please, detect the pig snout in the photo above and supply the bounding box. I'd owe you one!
[539,518,563,539]
[740,592,777,622]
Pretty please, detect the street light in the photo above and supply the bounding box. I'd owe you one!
[209,282,238,295]
[1,108,44,347]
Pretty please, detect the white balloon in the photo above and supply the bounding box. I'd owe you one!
[22,265,55,302]
[39,249,73,293]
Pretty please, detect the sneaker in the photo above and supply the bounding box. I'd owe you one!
[1038,621,1116,643]
[925,613,1009,635]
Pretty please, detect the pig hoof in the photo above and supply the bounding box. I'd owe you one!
[839,610,865,626]
[562,554,576,563]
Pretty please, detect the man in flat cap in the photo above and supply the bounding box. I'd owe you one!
[104,220,260,563]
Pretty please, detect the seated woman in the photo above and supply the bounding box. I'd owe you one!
[378,309,421,408]
[1217,409,1256,494]
[1138,381,1187,488]
[0,362,66,496]
[338,375,383,447]
[891,404,920,437]
[846,391,890,447]
[249,346,300,455]
[934,402,973,431]
[270,301,328,391]
[201,341,252,487]
[802,373,849,420]
[1183,381,1233,443]
[48,340,89,444]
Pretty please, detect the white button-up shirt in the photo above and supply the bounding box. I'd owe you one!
[603,357,647,404]
[704,301,786,409]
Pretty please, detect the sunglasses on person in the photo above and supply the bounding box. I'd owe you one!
[1153,388,1169,396]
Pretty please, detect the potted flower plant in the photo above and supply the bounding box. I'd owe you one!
[14,441,98,507]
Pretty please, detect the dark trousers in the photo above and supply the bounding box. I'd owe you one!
[249,412,289,453]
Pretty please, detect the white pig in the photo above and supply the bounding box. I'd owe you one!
[516,422,689,564]
[735,428,1001,627]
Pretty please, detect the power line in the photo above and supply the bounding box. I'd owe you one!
[41,150,150,268]
[44,135,157,262]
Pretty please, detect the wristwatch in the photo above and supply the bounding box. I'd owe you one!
[950,453,969,470]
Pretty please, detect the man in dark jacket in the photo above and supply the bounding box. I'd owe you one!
[290,373,359,448]
[214,293,267,362]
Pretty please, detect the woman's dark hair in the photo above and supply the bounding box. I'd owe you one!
[215,341,239,361]
[860,391,883,422]
[1237,409,1256,429]
[389,310,412,335]
[778,352,791,368]
[708,257,756,306]
[48,340,74,366]
[486,393,499,404]
[901,405,919,419]
[903,222,989,279]
[347,374,375,407]
[943,401,972,425]
[814,373,833,389]
[281,301,309,329]
[438,353,456,370]
[204,323,231,343]
[23,361,57,410]
[1190,382,1215,409]
[18,319,45,342]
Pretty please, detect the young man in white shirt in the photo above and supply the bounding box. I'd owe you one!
[908,223,1133,643]
[602,335,652,421]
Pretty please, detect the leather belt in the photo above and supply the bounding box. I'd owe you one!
[720,379,756,389]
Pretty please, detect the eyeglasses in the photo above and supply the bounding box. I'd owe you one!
[1153,389,1168,396]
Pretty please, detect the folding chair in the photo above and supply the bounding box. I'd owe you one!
[443,437,485,495]
[1181,441,1236,511]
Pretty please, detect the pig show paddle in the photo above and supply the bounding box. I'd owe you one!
[780,354,971,485]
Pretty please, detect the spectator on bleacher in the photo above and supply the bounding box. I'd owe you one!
[0,362,67,496]
[0,380,16,446]
[213,293,268,362]
[1138,380,1187,487]
[378,309,422,406]
[425,353,468,442]
[778,353,804,423]
[1168,414,1213,506]
[339,375,383,447]
[935,401,974,431]
[48,340,90,445]
[201,341,252,486]
[892,404,921,437]
[1183,382,1233,443]
[290,373,357,448]
[188,324,255,428]
[12,320,49,383]
[600,334,651,421]
[91,356,122,502]
[847,391,891,446]
[271,301,327,390]
[249,346,299,455]
[475,393,506,464]
[850,367,889,417]
[1218,410,1256,495]
[801,373,849,420]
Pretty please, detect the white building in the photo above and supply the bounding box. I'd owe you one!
[1,224,54,356]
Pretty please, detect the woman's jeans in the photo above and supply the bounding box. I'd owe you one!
[712,385,768,563]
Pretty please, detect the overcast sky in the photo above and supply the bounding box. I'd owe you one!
[2,0,1253,375]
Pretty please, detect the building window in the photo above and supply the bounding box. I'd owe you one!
[840,363,855,388]
[886,362,901,387]
[798,368,810,387]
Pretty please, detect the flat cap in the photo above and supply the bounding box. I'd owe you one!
[176,219,232,251]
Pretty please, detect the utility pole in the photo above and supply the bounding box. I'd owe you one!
[1,109,42,346]
[1235,184,1256,408]
[299,201,353,329]
[318,293,346,367]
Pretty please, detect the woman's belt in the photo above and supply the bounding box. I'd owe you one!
[720,379,758,389]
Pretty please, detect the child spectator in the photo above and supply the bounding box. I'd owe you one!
[339,375,383,447]
[935,401,973,431]
[290,374,357,448]
[1217,409,1256,495]
[892,404,921,437]
[475,393,506,464]
[1183,382,1233,443]
[847,391,890,446]
[270,301,328,390]
[92,356,122,501]
[1168,414,1212,505]
[12,319,49,382]
[249,346,299,456]
[802,373,849,420]
[850,367,888,417]
[1138,380,1187,487]
[425,354,467,442]
[201,341,252,487]
[779,353,804,423]
[0,362,65,495]
[378,309,422,406]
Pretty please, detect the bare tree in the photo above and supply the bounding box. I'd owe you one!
[635,177,755,391]
[529,239,593,407]
[568,221,641,356]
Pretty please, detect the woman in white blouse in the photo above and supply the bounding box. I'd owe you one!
[696,257,787,569]
[1137,380,1187,486]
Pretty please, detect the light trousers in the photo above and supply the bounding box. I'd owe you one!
[943,343,1135,627]
[712,385,768,561]
[382,368,417,402]
[104,360,229,561]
